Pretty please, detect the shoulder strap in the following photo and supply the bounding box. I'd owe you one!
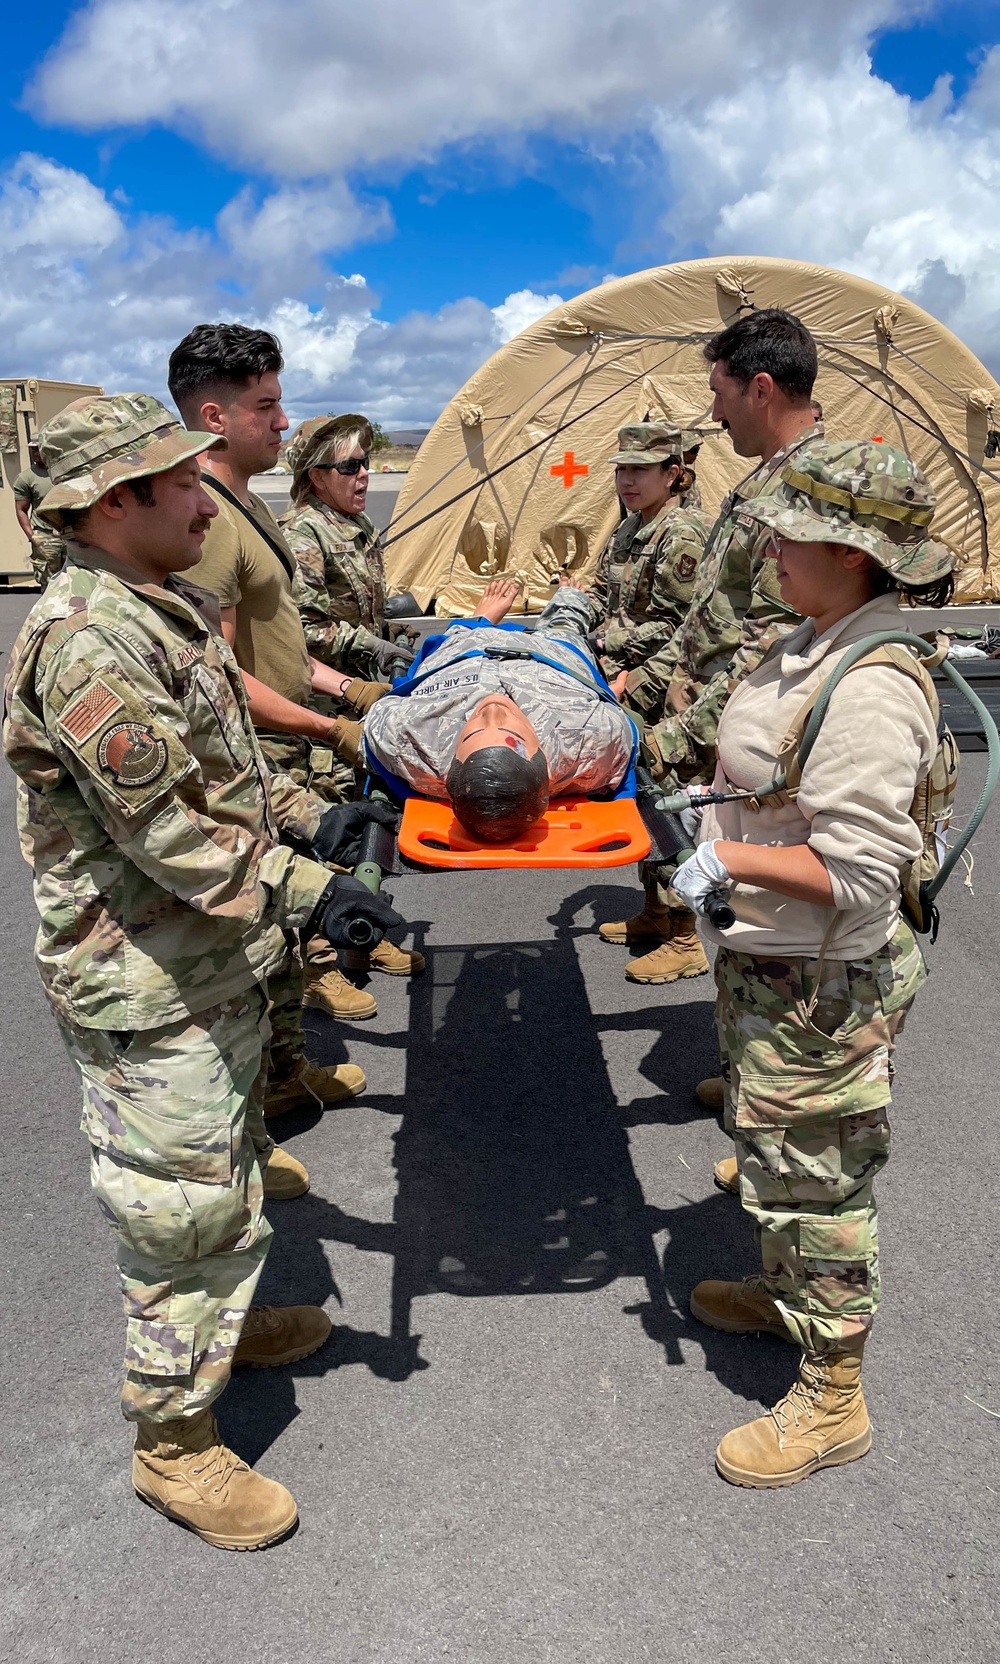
[206,476,296,583]
[775,636,945,801]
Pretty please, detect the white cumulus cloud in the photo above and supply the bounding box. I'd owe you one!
[29,0,921,180]
[491,289,564,343]
[8,0,1000,417]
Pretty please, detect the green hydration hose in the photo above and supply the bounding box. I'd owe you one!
[655,629,1000,914]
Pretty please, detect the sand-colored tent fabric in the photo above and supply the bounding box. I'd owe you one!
[385,256,1000,613]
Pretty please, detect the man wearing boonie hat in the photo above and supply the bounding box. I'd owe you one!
[587,422,709,676]
[669,438,955,1488]
[3,392,402,1549]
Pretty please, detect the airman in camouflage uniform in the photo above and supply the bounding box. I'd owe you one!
[277,413,425,1000]
[679,438,956,1488]
[281,414,397,680]
[625,419,824,774]
[2,392,400,1549]
[597,287,828,990]
[13,445,66,586]
[587,424,709,674]
[600,420,825,982]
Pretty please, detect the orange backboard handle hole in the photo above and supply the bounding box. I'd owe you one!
[399,795,651,870]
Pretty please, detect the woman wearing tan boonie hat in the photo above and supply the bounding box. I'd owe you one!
[669,438,956,1489]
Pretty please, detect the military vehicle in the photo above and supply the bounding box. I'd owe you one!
[0,378,104,585]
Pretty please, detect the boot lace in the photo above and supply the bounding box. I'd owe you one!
[769,1356,827,1436]
[184,1440,245,1497]
[739,1276,771,1300]
[241,1304,280,1338]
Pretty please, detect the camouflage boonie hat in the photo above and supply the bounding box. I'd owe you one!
[608,422,702,466]
[745,438,955,585]
[285,412,373,500]
[36,393,224,525]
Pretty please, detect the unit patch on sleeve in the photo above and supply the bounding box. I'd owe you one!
[96,721,169,788]
[57,679,125,745]
[675,552,698,581]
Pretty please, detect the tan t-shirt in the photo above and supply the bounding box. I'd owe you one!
[191,477,312,706]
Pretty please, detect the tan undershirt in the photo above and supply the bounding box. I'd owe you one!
[191,478,312,706]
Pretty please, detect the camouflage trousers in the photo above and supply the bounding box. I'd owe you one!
[257,727,352,976]
[266,946,309,1087]
[58,988,275,1424]
[715,920,927,1355]
[255,727,355,806]
[30,533,66,588]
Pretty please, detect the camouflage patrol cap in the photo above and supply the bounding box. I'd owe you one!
[608,422,702,467]
[745,438,955,585]
[36,392,225,525]
[285,412,373,500]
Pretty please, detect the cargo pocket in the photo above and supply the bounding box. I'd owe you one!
[736,1039,892,1129]
[124,1316,197,1378]
[79,1063,237,1185]
[734,976,893,1131]
[798,1213,875,1317]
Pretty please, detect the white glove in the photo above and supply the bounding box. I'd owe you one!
[672,840,733,918]
[677,786,705,841]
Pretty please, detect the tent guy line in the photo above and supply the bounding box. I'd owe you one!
[380,338,693,551]
[384,328,1000,557]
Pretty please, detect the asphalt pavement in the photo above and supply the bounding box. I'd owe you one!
[1,589,998,1664]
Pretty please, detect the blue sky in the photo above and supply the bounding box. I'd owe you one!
[1,1,999,421]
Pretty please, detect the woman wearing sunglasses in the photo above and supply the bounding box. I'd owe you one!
[281,413,406,682]
[670,438,956,1489]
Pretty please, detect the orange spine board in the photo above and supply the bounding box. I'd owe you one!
[398,795,650,870]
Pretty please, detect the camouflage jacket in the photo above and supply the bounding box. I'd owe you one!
[3,544,333,1031]
[281,495,386,676]
[627,425,824,781]
[587,498,709,669]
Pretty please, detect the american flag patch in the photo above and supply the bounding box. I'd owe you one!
[58,679,125,744]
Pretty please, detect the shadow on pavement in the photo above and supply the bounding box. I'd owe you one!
[223,895,792,1461]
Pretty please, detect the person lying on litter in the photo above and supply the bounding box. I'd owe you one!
[324,577,638,842]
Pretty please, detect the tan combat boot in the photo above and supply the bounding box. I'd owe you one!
[598,884,673,946]
[302,963,378,1020]
[233,1303,332,1368]
[261,1144,309,1200]
[690,1275,793,1341]
[713,1155,739,1195]
[264,1059,366,1119]
[625,908,709,983]
[715,1345,871,1488]
[343,941,426,977]
[695,1076,725,1110]
[133,1409,298,1550]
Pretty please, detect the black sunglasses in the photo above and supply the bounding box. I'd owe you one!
[315,453,370,476]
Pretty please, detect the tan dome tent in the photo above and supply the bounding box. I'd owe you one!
[385,255,1000,614]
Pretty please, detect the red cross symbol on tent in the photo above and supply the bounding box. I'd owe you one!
[550,450,588,489]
